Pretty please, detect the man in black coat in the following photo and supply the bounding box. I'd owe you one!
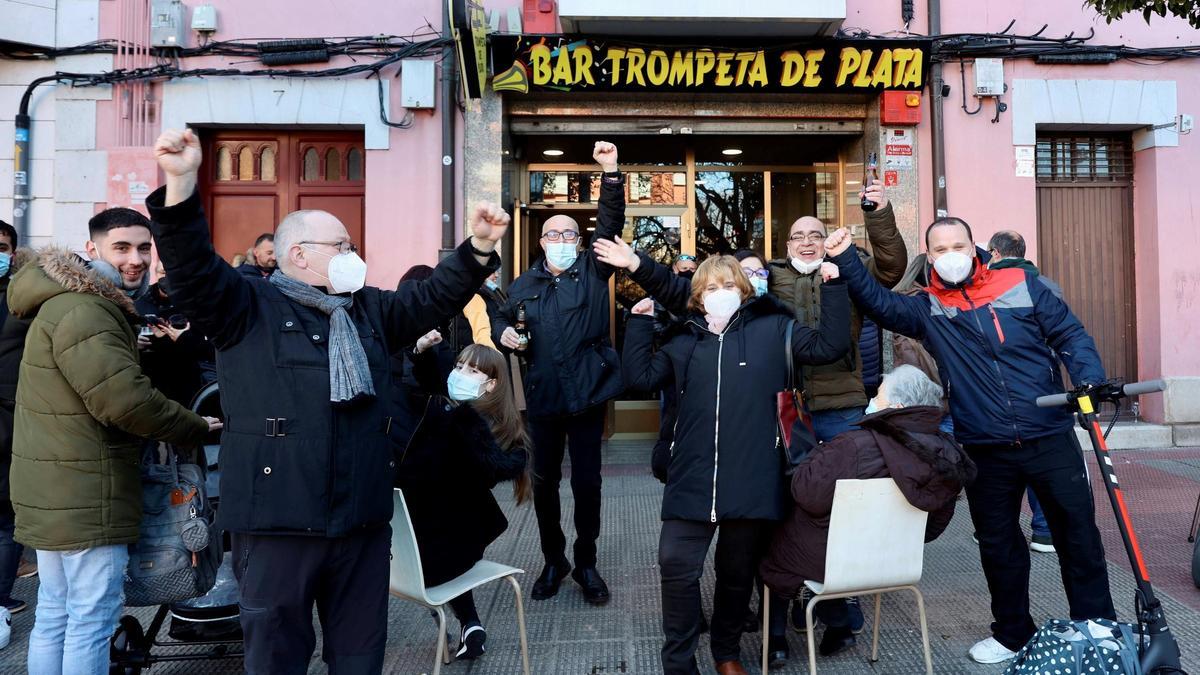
[0,220,31,614]
[148,129,505,675]
[491,141,625,605]
[237,232,276,279]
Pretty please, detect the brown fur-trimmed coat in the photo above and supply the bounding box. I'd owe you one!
[7,248,207,550]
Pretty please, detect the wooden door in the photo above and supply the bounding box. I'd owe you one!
[201,130,366,263]
[1036,134,1137,397]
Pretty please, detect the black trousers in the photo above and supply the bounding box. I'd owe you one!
[232,527,390,675]
[964,430,1116,651]
[529,405,606,568]
[659,519,774,674]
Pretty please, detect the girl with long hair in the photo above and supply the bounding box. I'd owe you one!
[394,338,532,661]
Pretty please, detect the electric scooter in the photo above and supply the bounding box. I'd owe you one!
[1036,379,1184,674]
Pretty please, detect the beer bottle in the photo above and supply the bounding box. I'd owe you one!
[860,152,879,213]
[515,302,530,351]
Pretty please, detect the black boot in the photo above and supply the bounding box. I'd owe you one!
[531,562,571,600]
[571,567,611,605]
[819,625,857,657]
[767,633,790,668]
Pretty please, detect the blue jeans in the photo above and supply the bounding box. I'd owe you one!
[28,546,129,675]
[811,407,865,444]
[1027,489,1050,538]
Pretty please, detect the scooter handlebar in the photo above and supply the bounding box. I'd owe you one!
[1035,392,1071,408]
[1121,379,1166,397]
[1035,379,1166,408]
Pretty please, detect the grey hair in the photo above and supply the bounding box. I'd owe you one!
[881,364,943,408]
[273,210,322,271]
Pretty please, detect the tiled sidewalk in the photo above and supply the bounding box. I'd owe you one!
[2,442,1198,674]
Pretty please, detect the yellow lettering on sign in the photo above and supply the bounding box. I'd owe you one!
[852,49,874,87]
[530,44,553,86]
[902,51,923,87]
[553,48,574,85]
[714,51,735,86]
[780,51,804,87]
[573,46,596,85]
[891,49,913,87]
[626,48,647,86]
[669,50,694,86]
[647,50,670,86]
[747,51,768,87]
[734,52,755,86]
[870,49,893,87]
[607,47,626,84]
[695,49,716,85]
[836,47,861,87]
[803,49,825,87]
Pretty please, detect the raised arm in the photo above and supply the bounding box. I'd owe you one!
[621,302,674,393]
[592,235,691,317]
[790,280,851,365]
[380,204,504,348]
[859,181,908,288]
[1029,275,1105,386]
[148,129,254,349]
[589,141,627,280]
[826,228,928,339]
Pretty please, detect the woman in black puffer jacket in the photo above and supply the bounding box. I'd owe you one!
[621,254,850,675]
[394,339,532,663]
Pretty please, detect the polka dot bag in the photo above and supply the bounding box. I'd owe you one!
[1004,618,1143,675]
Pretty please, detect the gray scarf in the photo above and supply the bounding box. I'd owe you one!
[269,271,376,404]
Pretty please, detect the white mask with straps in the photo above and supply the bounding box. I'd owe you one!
[305,246,367,294]
[932,251,974,285]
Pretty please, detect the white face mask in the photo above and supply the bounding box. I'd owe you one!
[932,251,974,285]
[791,258,823,275]
[703,288,742,320]
[307,247,368,294]
[447,368,489,402]
[864,399,881,415]
[545,242,579,270]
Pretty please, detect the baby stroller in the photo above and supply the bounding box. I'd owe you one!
[110,382,243,674]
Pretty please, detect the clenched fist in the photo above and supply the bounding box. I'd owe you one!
[155,129,202,178]
[820,262,840,282]
[824,228,853,258]
[469,202,511,244]
[593,141,619,172]
[631,298,655,316]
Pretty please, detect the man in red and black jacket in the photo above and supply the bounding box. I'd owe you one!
[825,217,1112,666]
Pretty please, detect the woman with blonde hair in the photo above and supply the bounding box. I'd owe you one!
[395,337,532,662]
[615,250,851,675]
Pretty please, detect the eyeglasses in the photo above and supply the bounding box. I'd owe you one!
[541,230,580,243]
[788,232,827,244]
[300,240,358,254]
[743,268,769,280]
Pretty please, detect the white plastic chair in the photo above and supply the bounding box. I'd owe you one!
[389,489,531,675]
[761,478,933,675]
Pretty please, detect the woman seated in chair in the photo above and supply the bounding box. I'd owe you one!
[395,336,532,661]
[759,365,976,657]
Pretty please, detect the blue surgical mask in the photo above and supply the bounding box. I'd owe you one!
[750,277,768,297]
[864,399,880,415]
[545,242,578,270]
[0,252,10,277]
[485,279,500,291]
[447,369,489,402]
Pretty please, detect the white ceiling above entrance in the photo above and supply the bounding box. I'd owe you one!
[556,0,846,37]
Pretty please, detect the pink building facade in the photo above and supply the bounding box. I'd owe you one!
[1,0,1197,432]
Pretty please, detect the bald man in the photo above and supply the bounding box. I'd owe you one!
[147,129,504,674]
[492,142,625,605]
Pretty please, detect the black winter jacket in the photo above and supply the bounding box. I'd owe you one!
[623,288,851,523]
[491,172,626,418]
[147,187,498,536]
[0,250,35,501]
[134,284,217,406]
[393,350,527,584]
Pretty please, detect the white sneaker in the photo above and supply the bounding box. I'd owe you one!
[968,636,1017,664]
